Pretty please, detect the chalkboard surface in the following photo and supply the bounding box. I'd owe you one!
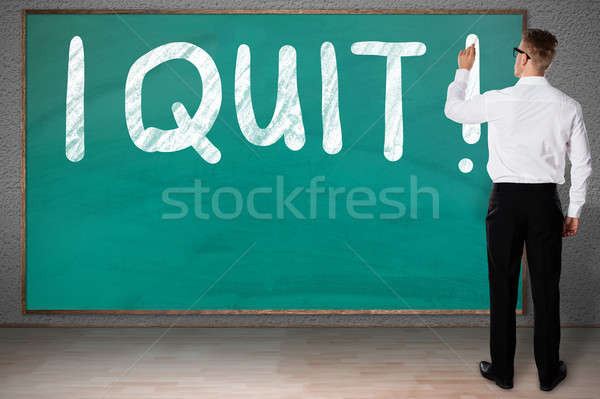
[23,10,526,313]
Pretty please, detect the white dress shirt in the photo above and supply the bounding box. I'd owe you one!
[444,68,593,218]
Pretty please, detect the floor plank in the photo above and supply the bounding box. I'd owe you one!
[0,327,597,398]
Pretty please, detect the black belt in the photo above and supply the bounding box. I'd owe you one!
[492,182,557,192]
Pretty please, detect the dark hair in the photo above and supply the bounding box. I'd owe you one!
[522,28,558,71]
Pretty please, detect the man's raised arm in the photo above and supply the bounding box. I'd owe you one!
[444,44,488,125]
[444,68,488,124]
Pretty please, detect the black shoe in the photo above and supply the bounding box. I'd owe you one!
[540,361,567,391]
[479,361,514,389]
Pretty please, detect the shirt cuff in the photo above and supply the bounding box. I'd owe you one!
[567,203,582,218]
[454,68,470,83]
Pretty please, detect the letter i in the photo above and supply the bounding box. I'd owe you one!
[320,42,342,154]
[66,36,85,162]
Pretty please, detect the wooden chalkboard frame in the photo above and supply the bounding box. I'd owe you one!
[21,8,528,315]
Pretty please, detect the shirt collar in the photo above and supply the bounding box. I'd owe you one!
[515,76,550,86]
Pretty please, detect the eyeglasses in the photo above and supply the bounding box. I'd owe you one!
[513,47,531,60]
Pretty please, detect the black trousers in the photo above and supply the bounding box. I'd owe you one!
[486,182,564,384]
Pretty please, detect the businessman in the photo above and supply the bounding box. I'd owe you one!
[444,29,592,391]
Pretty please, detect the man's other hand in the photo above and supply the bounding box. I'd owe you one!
[458,43,476,71]
[563,217,579,237]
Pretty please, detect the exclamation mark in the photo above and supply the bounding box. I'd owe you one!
[458,34,480,174]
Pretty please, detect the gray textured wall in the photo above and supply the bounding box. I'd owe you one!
[1,0,598,326]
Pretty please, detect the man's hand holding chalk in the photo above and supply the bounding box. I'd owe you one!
[458,43,476,70]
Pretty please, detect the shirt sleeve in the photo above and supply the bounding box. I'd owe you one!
[444,68,488,124]
[566,101,593,218]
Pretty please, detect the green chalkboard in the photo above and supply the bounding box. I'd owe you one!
[23,10,526,314]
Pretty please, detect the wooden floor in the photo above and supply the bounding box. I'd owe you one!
[0,327,598,399]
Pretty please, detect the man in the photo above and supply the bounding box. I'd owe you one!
[444,29,592,391]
